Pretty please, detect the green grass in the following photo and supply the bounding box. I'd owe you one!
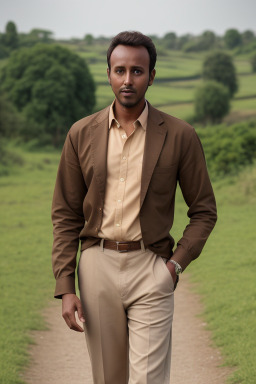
[1,144,256,383]
[0,148,59,383]
[235,74,256,98]
[234,58,253,74]
[171,165,256,384]
[231,97,256,111]
[157,102,194,120]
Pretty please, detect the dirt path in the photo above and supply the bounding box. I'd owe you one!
[22,274,233,384]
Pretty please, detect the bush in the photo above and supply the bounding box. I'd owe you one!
[197,120,256,179]
[194,81,230,124]
[224,28,242,49]
[0,44,96,147]
[202,52,238,97]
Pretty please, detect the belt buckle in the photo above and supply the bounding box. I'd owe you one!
[116,241,127,253]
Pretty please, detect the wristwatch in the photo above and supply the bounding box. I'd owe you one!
[168,259,183,275]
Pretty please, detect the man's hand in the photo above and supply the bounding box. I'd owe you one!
[62,293,85,332]
[166,261,177,285]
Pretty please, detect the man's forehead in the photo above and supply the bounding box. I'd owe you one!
[110,44,150,66]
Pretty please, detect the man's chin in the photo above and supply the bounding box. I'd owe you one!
[117,97,141,108]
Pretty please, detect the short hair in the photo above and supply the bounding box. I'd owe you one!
[107,31,157,73]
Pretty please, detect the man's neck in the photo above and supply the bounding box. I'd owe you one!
[114,99,146,125]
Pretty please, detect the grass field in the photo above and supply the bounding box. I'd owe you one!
[172,165,256,384]
[0,148,58,384]
[0,144,256,383]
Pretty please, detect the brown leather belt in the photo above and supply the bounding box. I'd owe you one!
[101,239,142,253]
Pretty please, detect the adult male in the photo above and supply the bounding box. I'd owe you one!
[52,31,217,384]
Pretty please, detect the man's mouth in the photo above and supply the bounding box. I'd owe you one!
[120,88,135,95]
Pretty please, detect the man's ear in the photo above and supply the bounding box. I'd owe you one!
[107,68,111,85]
[148,69,156,86]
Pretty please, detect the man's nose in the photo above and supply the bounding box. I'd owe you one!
[124,72,132,86]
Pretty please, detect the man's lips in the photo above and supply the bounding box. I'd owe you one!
[120,88,136,95]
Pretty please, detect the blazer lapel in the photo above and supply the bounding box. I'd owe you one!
[90,107,110,203]
[140,104,167,207]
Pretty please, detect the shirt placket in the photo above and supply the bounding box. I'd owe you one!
[114,128,133,240]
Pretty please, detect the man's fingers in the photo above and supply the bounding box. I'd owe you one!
[62,294,85,332]
[63,312,84,332]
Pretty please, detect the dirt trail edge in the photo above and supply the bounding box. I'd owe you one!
[22,274,233,384]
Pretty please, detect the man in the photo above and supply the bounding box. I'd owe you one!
[52,31,217,384]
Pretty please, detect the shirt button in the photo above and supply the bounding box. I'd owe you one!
[116,223,120,227]
[99,207,102,211]
[121,134,126,139]
[122,156,127,160]
[95,227,98,232]
[120,178,125,182]
[117,199,122,203]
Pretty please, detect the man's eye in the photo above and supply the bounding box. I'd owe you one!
[134,69,142,74]
[116,69,123,74]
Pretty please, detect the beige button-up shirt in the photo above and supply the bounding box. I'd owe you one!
[98,101,148,241]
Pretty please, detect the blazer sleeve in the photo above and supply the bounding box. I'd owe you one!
[51,130,87,298]
[172,127,217,269]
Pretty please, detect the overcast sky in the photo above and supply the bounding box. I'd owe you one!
[0,0,255,39]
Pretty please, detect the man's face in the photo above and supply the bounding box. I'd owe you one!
[107,44,155,108]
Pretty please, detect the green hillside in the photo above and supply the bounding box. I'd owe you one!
[72,45,256,121]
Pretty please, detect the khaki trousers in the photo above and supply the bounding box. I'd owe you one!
[78,243,174,384]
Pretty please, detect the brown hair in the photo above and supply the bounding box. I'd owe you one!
[107,31,157,73]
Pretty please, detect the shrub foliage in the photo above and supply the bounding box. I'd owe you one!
[194,81,230,124]
[0,44,96,146]
[202,52,238,97]
[197,120,256,179]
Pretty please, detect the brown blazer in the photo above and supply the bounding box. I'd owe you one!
[52,103,217,298]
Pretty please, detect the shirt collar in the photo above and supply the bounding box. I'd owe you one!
[108,100,148,131]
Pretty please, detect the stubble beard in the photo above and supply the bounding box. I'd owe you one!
[116,86,148,109]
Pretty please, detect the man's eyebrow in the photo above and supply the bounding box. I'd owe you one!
[113,65,144,69]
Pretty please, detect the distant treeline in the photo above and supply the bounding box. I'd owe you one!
[1,21,256,58]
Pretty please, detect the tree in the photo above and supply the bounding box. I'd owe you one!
[29,28,54,42]
[183,31,216,52]
[194,81,230,124]
[200,31,216,49]
[224,28,242,49]
[0,44,96,146]
[202,52,238,97]
[0,92,22,138]
[242,30,255,45]
[176,34,192,50]
[163,32,177,49]
[84,34,94,45]
[4,21,19,49]
[251,54,256,73]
